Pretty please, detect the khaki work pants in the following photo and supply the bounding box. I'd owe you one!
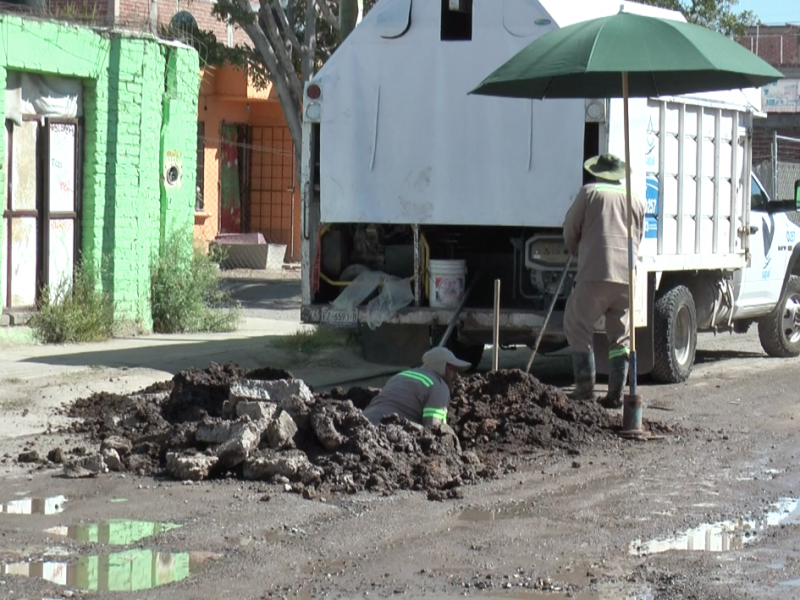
[564,281,630,356]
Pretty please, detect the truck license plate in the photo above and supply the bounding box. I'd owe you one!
[321,309,359,328]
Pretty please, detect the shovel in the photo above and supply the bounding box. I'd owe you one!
[525,254,573,374]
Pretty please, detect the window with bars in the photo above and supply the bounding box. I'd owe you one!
[196,121,205,212]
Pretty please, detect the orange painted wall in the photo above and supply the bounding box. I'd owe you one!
[194,66,301,263]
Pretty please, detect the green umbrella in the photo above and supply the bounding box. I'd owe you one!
[471,10,783,431]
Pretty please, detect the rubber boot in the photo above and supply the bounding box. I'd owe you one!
[569,352,596,401]
[598,354,629,410]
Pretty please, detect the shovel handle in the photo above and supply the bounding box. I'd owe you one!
[525,254,573,374]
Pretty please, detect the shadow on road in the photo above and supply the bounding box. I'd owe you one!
[221,279,300,312]
[695,349,766,364]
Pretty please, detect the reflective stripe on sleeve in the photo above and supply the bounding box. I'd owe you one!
[422,407,448,423]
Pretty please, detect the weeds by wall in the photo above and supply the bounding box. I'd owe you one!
[151,231,241,334]
[29,263,115,344]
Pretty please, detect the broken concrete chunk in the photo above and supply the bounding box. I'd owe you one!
[215,422,262,469]
[242,450,311,480]
[258,379,313,404]
[236,401,278,422]
[63,454,108,478]
[102,448,123,472]
[100,435,133,457]
[196,417,250,444]
[311,410,344,452]
[267,411,298,450]
[229,380,274,405]
[166,453,218,481]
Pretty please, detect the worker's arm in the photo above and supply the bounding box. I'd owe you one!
[422,383,450,427]
[635,195,646,243]
[562,187,588,256]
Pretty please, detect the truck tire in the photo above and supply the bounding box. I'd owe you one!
[757,275,800,358]
[652,285,697,384]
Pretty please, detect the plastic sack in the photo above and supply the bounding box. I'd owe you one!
[365,276,415,330]
[331,269,384,311]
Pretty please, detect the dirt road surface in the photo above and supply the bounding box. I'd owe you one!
[1,281,799,600]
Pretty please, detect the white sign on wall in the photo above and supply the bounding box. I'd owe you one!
[762,78,800,113]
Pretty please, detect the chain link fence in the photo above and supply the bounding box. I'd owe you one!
[195,124,300,280]
[754,133,800,203]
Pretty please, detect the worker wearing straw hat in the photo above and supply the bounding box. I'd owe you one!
[562,154,644,409]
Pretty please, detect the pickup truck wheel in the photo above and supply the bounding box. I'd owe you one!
[652,285,697,384]
[758,275,800,358]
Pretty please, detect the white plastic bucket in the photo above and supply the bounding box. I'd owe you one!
[429,259,467,309]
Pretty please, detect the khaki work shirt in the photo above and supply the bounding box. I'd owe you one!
[562,182,645,284]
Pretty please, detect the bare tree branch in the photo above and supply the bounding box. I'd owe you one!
[259,1,304,101]
[272,0,302,53]
[315,0,339,32]
[302,0,318,84]
[232,0,302,145]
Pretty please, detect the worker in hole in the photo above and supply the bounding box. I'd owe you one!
[562,154,644,409]
[363,346,471,426]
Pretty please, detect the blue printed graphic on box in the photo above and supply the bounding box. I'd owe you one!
[645,175,658,240]
[788,230,796,244]
[645,116,656,170]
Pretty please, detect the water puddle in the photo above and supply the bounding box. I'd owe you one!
[1,496,67,516]
[1,549,219,592]
[630,497,800,556]
[43,520,182,546]
[780,578,800,587]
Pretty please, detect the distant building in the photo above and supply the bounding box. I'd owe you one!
[740,24,800,199]
[45,0,300,261]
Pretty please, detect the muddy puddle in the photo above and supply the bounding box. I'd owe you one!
[1,549,219,592]
[1,495,67,516]
[43,520,181,546]
[630,497,800,555]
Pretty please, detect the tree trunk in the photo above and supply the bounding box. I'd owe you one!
[339,0,358,41]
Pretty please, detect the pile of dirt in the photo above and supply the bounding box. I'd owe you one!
[449,370,618,454]
[52,363,670,499]
[59,364,492,499]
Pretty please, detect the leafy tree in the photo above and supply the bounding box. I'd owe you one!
[166,0,378,179]
[633,0,758,38]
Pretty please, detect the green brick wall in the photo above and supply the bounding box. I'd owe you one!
[0,17,199,331]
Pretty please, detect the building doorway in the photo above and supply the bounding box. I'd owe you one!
[2,118,81,309]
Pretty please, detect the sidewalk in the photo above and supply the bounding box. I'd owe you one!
[0,317,403,390]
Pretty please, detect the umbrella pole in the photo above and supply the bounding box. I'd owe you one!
[621,71,645,437]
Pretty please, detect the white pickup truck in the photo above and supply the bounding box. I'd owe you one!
[299,0,800,382]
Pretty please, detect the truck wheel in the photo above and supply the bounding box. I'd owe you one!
[652,285,697,384]
[757,275,800,358]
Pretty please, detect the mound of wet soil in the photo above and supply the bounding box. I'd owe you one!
[449,370,617,454]
[54,364,671,499]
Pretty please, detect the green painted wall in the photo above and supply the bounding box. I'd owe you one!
[0,17,199,330]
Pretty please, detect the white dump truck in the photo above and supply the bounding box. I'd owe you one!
[299,0,800,382]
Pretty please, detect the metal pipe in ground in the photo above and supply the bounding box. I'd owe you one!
[492,279,501,371]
